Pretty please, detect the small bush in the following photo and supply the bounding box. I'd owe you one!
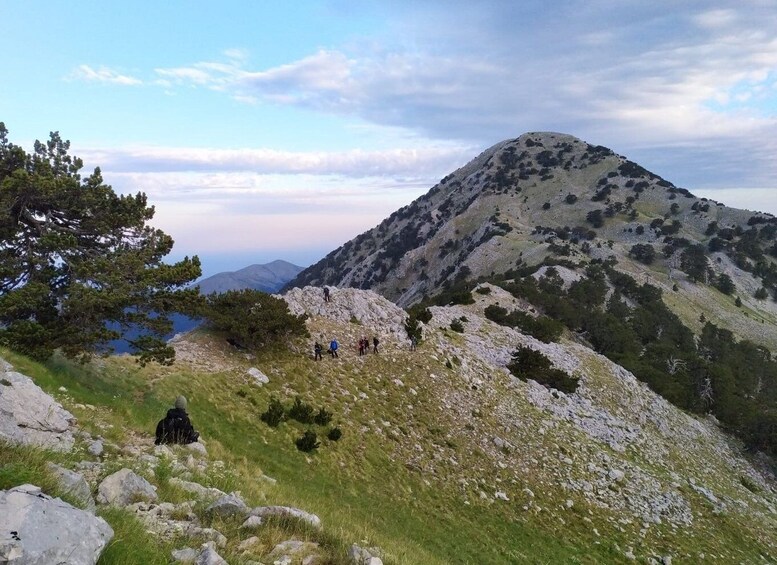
[508,346,578,393]
[260,397,286,427]
[314,407,333,426]
[450,319,464,333]
[288,397,315,424]
[295,430,320,452]
[475,286,491,295]
[327,427,343,441]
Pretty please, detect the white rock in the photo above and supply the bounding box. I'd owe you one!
[0,484,113,565]
[495,491,510,501]
[247,367,269,386]
[97,468,158,506]
[46,462,96,512]
[250,505,322,529]
[206,492,249,518]
[0,369,76,451]
[241,515,264,529]
[88,439,104,457]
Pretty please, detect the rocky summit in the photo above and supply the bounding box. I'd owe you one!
[288,132,775,311]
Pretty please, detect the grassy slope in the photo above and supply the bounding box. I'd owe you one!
[2,298,776,564]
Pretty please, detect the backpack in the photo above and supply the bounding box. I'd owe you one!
[330,340,338,351]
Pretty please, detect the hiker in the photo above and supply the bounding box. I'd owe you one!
[155,395,199,445]
[372,336,380,354]
[323,287,330,303]
[410,335,418,351]
[359,337,367,356]
[314,341,323,361]
[329,338,339,358]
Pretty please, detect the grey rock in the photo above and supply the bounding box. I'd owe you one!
[0,483,113,564]
[206,492,249,518]
[240,515,264,529]
[46,462,96,512]
[196,543,228,565]
[186,441,208,457]
[0,369,76,451]
[247,367,269,385]
[88,439,104,457]
[250,505,322,529]
[348,544,383,565]
[169,477,226,501]
[97,468,158,506]
[172,547,200,563]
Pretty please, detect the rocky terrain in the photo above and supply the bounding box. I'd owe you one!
[288,132,777,350]
[1,283,776,562]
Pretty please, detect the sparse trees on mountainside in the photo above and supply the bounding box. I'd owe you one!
[680,245,709,283]
[0,124,201,364]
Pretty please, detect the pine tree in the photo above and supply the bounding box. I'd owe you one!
[0,124,201,364]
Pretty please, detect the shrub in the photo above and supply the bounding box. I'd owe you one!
[288,397,315,424]
[314,407,333,426]
[260,398,286,427]
[565,194,578,204]
[295,430,320,452]
[755,287,769,300]
[475,286,491,295]
[450,318,464,333]
[327,427,343,441]
[542,202,551,210]
[586,209,604,228]
[508,346,578,393]
[203,290,308,350]
[715,273,735,295]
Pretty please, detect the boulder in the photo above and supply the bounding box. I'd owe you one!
[247,367,269,386]
[240,515,264,529]
[249,505,322,529]
[97,468,158,506]
[46,462,96,512]
[88,439,104,457]
[0,484,113,564]
[0,367,76,451]
[206,492,249,518]
[172,547,199,563]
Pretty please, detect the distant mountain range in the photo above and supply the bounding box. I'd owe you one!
[196,260,304,295]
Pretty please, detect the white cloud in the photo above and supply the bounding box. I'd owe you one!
[69,64,142,86]
[79,144,473,178]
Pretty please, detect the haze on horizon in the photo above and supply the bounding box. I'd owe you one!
[3,1,777,278]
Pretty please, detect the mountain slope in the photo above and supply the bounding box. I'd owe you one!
[197,259,303,295]
[4,285,775,563]
[288,132,777,324]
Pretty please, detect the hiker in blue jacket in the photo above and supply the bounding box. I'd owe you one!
[329,338,339,358]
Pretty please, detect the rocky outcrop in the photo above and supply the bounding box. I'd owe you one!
[282,286,408,339]
[0,484,113,564]
[0,361,76,451]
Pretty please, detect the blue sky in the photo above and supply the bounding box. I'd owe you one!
[2,1,777,277]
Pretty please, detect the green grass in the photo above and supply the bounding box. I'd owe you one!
[1,328,776,564]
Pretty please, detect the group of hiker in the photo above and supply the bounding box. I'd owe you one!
[314,336,382,360]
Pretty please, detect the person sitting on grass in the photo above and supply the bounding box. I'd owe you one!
[155,395,200,445]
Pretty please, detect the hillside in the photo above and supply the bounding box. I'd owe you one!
[2,286,776,564]
[288,132,777,350]
[197,260,303,295]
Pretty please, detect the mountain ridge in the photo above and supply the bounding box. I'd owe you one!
[197,259,303,295]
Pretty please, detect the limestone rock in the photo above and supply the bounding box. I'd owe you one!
[88,439,104,457]
[186,441,208,457]
[170,477,226,501]
[46,462,96,512]
[250,505,322,529]
[196,543,228,565]
[247,367,269,385]
[97,468,158,506]
[0,367,76,451]
[206,492,249,518]
[172,547,199,563]
[240,515,264,529]
[0,484,113,564]
[348,544,383,565]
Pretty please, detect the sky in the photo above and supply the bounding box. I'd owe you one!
[2,1,777,278]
